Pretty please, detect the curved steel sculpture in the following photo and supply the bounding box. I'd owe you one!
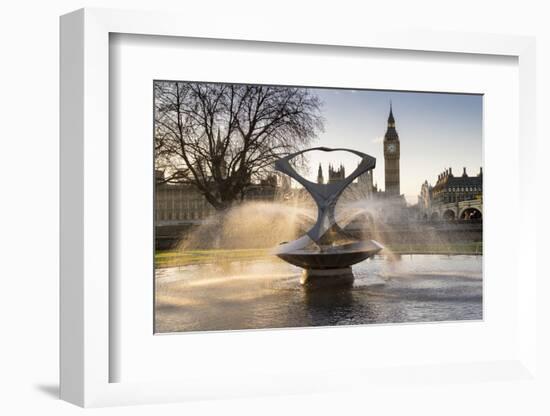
[274,147,383,284]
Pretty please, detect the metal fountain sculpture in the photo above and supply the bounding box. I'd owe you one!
[274,147,384,284]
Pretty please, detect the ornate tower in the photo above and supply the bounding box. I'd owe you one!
[317,163,324,184]
[383,103,400,196]
[328,164,345,184]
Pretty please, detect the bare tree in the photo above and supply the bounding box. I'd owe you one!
[154,81,324,210]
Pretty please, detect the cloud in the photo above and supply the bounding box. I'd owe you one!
[371,136,384,144]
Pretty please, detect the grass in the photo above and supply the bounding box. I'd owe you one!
[155,242,482,268]
[386,242,483,255]
[155,248,270,268]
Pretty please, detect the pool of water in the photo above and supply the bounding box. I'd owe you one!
[155,255,482,333]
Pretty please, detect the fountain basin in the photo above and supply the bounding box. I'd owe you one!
[276,240,383,270]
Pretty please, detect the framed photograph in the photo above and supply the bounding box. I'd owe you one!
[152,81,484,334]
[60,8,538,408]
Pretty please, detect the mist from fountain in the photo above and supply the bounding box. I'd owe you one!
[172,144,469,280]
[176,199,316,252]
[174,186,459,263]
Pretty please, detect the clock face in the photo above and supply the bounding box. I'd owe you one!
[387,143,396,153]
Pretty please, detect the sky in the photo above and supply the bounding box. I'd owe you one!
[302,88,483,205]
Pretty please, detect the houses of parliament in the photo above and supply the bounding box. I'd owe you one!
[156,105,404,227]
[316,104,405,203]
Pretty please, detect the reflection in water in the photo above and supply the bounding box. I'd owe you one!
[302,283,356,327]
[155,255,482,333]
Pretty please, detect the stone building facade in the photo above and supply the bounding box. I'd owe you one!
[155,171,281,226]
[155,182,215,225]
[418,167,483,221]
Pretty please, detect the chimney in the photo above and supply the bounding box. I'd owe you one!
[479,167,483,176]
[462,167,467,177]
[449,167,453,176]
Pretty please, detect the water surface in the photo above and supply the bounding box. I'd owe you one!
[155,255,482,333]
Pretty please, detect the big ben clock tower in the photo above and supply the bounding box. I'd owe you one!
[383,103,400,196]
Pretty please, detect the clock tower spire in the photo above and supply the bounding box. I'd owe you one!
[383,102,400,196]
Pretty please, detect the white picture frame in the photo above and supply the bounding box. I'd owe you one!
[60,8,538,408]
